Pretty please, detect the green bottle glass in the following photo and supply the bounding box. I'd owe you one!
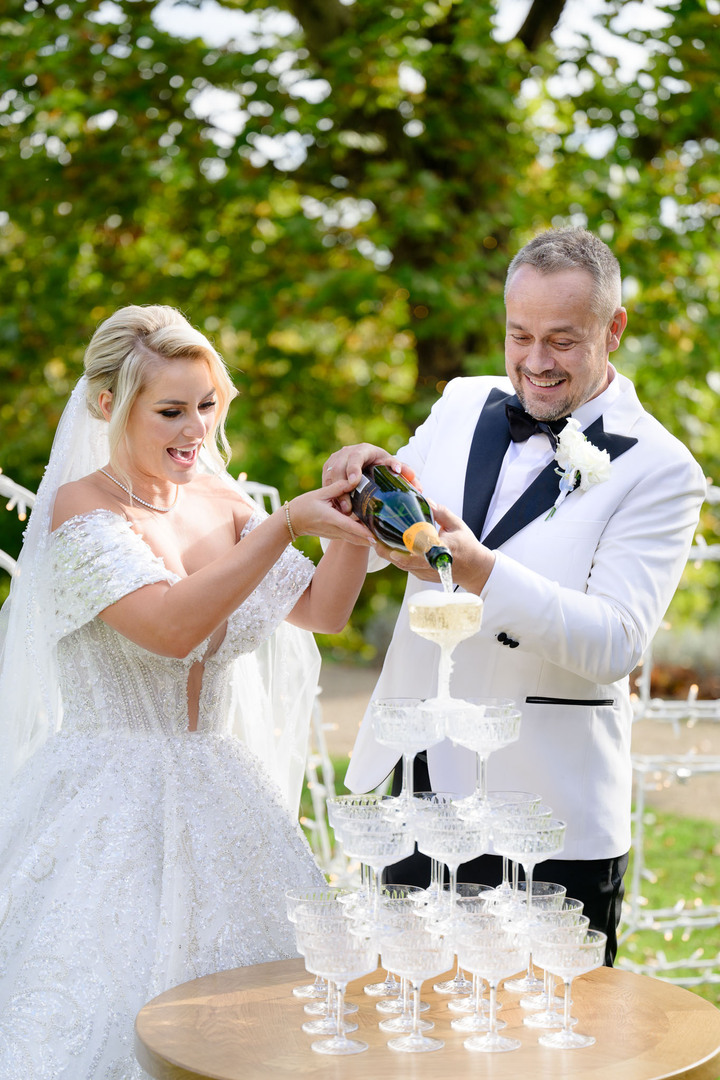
[351,465,452,570]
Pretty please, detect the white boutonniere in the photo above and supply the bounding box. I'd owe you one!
[546,418,612,519]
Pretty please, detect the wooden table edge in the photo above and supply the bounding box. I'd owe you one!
[135,958,720,1080]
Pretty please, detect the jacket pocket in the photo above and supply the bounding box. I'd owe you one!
[525,696,615,706]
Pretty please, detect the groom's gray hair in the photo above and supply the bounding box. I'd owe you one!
[505,228,622,325]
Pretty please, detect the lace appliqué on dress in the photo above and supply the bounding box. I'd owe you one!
[50,510,177,640]
[0,505,325,1080]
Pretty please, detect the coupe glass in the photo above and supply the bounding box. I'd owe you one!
[502,880,566,994]
[523,904,589,1027]
[326,793,399,842]
[532,928,607,1048]
[295,926,360,1036]
[443,883,496,1013]
[408,589,484,700]
[444,891,498,1027]
[370,884,427,928]
[370,698,444,807]
[492,814,566,924]
[340,819,414,917]
[485,790,542,896]
[363,969,400,1000]
[380,928,455,1052]
[415,816,490,995]
[411,791,461,818]
[410,792,461,908]
[285,887,348,1002]
[352,884,424,998]
[326,794,401,912]
[357,890,430,1015]
[445,880,495,917]
[415,815,490,914]
[288,892,360,1021]
[457,915,526,1053]
[376,975,433,1029]
[428,699,521,821]
[300,931,379,1055]
[448,972,491,1032]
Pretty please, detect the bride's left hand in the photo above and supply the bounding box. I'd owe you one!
[288,478,377,546]
[322,443,420,514]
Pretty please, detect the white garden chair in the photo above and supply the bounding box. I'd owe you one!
[620,485,720,986]
[0,470,36,576]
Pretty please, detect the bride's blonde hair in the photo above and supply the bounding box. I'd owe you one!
[83,304,237,475]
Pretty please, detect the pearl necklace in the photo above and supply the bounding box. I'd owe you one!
[99,469,178,513]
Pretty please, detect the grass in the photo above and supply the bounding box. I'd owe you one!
[299,754,352,866]
[300,763,720,1008]
[619,808,720,1007]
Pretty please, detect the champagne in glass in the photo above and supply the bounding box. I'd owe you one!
[408,590,483,700]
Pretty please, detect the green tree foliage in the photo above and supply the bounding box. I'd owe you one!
[1,0,719,644]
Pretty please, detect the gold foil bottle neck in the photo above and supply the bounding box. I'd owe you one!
[402,521,440,555]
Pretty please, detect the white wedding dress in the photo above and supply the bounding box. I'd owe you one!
[0,508,326,1079]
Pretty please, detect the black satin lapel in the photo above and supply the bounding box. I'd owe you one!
[582,416,638,460]
[481,415,638,551]
[462,388,515,539]
[481,460,562,550]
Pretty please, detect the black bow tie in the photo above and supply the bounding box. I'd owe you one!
[505,404,568,450]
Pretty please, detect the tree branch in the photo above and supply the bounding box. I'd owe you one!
[286,0,353,54]
[516,0,568,50]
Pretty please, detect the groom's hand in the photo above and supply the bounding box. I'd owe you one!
[322,443,417,514]
[375,541,439,580]
[378,503,495,592]
[431,503,496,593]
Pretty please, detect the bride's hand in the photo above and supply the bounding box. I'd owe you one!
[322,443,420,513]
[287,478,377,546]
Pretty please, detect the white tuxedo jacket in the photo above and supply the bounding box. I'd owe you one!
[345,374,705,860]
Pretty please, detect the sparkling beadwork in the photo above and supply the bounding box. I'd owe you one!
[0,508,324,1079]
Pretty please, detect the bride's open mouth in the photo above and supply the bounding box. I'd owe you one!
[167,445,199,465]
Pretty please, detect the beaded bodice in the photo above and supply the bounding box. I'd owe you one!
[50,510,314,737]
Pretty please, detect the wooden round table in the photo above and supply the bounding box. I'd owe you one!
[135,957,720,1080]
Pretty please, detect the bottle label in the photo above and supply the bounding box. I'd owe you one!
[402,521,440,555]
[351,474,376,521]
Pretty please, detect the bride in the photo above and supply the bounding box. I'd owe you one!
[0,305,375,1079]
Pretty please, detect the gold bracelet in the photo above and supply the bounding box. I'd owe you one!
[283,500,297,543]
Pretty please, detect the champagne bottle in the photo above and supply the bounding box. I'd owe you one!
[351,465,452,570]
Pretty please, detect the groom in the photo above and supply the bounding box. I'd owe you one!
[324,228,705,963]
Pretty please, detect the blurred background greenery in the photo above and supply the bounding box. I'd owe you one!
[1,0,719,655]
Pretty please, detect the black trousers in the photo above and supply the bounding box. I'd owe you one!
[384,754,628,967]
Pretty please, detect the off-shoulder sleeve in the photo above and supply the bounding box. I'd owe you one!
[50,510,177,639]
